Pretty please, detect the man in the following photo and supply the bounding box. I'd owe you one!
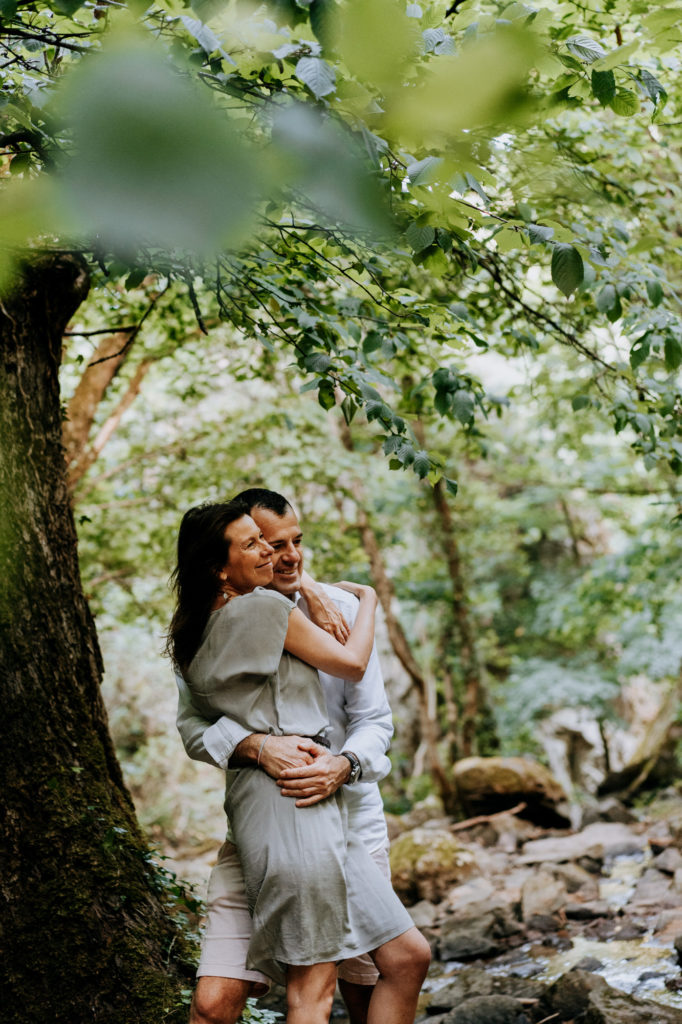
[175,488,396,1024]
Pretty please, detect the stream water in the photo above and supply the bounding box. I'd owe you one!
[419,849,682,1016]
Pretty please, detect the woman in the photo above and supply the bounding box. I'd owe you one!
[168,500,430,1024]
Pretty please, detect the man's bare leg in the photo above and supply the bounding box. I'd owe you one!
[367,927,431,1024]
[338,979,373,1024]
[190,977,253,1024]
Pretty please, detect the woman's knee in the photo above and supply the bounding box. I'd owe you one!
[286,962,337,1013]
[373,928,431,982]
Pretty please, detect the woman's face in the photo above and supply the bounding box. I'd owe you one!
[219,515,275,596]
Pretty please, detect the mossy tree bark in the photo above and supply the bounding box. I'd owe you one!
[0,257,194,1024]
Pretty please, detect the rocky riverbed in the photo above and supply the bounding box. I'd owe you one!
[252,780,682,1022]
[170,758,682,1023]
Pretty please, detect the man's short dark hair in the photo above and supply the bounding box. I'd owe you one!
[233,488,293,518]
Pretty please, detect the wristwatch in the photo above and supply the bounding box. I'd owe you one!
[340,750,362,785]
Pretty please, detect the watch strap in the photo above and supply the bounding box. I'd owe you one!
[340,750,362,784]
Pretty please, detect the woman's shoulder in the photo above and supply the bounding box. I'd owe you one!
[216,587,294,621]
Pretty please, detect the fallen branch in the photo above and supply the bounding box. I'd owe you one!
[450,802,527,832]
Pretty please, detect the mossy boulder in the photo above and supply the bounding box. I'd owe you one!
[454,756,570,827]
[389,827,477,905]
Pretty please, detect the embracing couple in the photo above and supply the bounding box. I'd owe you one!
[170,488,430,1024]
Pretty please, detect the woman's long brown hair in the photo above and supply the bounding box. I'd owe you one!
[166,499,248,673]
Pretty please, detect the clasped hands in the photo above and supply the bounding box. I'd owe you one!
[259,734,351,808]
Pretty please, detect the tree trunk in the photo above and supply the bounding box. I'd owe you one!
[0,257,194,1024]
[62,330,133,470]
[413,421,497,758]
[68,357,153,494]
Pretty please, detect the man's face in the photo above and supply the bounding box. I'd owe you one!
[250,507,303,596]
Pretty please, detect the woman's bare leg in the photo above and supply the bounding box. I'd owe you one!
[367,927,431,1024]
[286,962,337,1024]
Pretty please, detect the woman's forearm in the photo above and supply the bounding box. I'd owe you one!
[284,585,377,681]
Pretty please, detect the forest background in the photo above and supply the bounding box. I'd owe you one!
[1,0,682,1021]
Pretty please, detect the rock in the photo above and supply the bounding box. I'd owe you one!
[653,908,682,943]
[442,995,531,1024]
[538,968,682,1024]
[581,796,638,826]
[521,822,647,864]
[574,955,604,972]
[439,918,501,961]
[630,867,680,910]
[565,900,612,920]
[521,869,567,921]
[442,877,523,941]
[613,917,648,940]
[454,756,570,827]
[438,878,523,959]
[402,794,447,829]
[408,899,439,929]
[654,846,682,874]
[385,812,408,842]
[422,968,545,1014]
[551,861,600,897]
[389,828,477,905]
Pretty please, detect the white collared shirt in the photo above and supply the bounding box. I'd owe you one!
[175,584,392,851]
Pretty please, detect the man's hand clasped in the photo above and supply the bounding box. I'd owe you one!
[277,746,353,807]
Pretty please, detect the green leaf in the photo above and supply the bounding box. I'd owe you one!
[382,435,402,455]
[406,156,442,186]
[595,283,616,313]
[405,221,435,252]
[527,223,554,244]
[9,153,30,175]
[640,69,667,107]
[305,352,333,373]
[295,56,336,98]
[465,172,489,206]
[609,89,639,116]
[413,450,431,478]
[566,35,606,64]
[629,335,650,371]
[49,0,85,13]
[452,388,474,424]
[362,331,383,354]
[591,69,615,106]
[606,295,622,322]
[435,228,452,253]
[664,336,682,372]
[396,442,415,465]
[341,396,357,425]
[646,279,664,307]
[551,244,584,297]
[0,0,18,17]
[125,268,147,290]
[434,388,452,416]
[179,16,224,56]
[57,27,258,257]
[317,380,336,409]
[444,477,458,496]
[571,395,590,411]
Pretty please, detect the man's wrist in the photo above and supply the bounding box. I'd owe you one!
[231,733,266,767]
[339,750,362,785]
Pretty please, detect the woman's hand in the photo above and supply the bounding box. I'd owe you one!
[299,571,350,643]
[332,581,377,604]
